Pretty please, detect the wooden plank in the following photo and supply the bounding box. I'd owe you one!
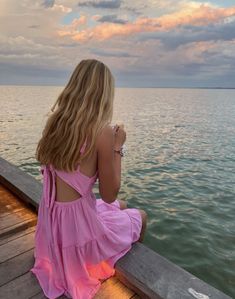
[113,275,150,299]
[0,184,37,239]
[0,248,34,286]
[0,157,42,210]
[0,271,42,299]
[28,292,47,299]
[30,276,134,299]
[94,275,135,299]
[30,292,68,299]
[0,208,36,230]
[0,207,26,218]
[0,185,27,217]
[0,230,35,263]
[0,226,36,246]
[115,242,232,299]
[0,217,37,239]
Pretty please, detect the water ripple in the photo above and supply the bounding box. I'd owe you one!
[0,86,234,297]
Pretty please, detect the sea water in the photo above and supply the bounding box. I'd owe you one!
[0,86,234,297]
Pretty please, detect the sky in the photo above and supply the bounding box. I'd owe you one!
[1,0,235,87]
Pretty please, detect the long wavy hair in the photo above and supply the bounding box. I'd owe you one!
[35,59,115,172]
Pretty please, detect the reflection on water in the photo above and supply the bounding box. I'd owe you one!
[0,86,235,297]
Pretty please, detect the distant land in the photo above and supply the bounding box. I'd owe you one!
[0,84,235,89]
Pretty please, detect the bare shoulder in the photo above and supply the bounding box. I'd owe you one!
[96,125,114,150]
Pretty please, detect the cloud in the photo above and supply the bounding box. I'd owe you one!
[96,14,128,24]
[58,4,235,42]
[139,20,235,50]
[57,15,88,37]
[90,48,139,57]
[28,25,40,29]
[0,61,69,85]
[50,4,72,13]
[43,0,55,8]
[69,15,87,26]
[0,35,61,64]
[120,4,142,16]
[1,0,235,87]
[0,1,72,44]
[78,0,121,9]
[156,4,235,28]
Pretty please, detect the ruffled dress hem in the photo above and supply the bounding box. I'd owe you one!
[30,266,102,299]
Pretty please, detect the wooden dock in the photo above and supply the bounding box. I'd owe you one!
[0,157,232,299]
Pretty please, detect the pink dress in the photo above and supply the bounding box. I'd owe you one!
[30,142,142,299]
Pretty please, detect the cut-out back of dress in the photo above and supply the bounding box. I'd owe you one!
[55,174,82,203]
[40,139,98,209]
[56,141,87,203]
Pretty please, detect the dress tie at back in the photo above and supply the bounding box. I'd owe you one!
[40,164,58,267]
[41,164,56,210]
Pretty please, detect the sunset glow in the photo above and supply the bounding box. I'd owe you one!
[1,0,235,87]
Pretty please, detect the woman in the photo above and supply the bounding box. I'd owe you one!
[30,59,148,299]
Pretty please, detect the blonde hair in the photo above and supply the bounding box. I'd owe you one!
[35,59,115,172]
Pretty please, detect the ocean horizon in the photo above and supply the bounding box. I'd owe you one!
[1,83,235,89]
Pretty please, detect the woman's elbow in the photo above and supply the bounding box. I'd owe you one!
[100,184,120,204]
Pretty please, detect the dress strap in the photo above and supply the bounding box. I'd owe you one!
[41,164,56,210]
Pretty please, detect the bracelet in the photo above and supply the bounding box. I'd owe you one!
[114,146,125,157]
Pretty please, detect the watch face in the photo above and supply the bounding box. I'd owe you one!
[122,144,126,150]
[121,145,126,156]
[122,144,126,155]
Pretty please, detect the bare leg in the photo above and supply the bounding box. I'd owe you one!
[118,200,147,242]
[117,199,128,210]
[117,200,147,242]
[137,209,147,243]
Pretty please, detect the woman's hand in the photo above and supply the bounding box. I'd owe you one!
[113,124,126,150]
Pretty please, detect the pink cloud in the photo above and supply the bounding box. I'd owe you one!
[157,4,235,28]
[57,5,235,42]
[58,15,87,37]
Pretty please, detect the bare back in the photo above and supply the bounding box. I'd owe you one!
[55,144,98,203]
[54,124,119,204]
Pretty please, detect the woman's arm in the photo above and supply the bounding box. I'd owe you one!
[96,125,125,203]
